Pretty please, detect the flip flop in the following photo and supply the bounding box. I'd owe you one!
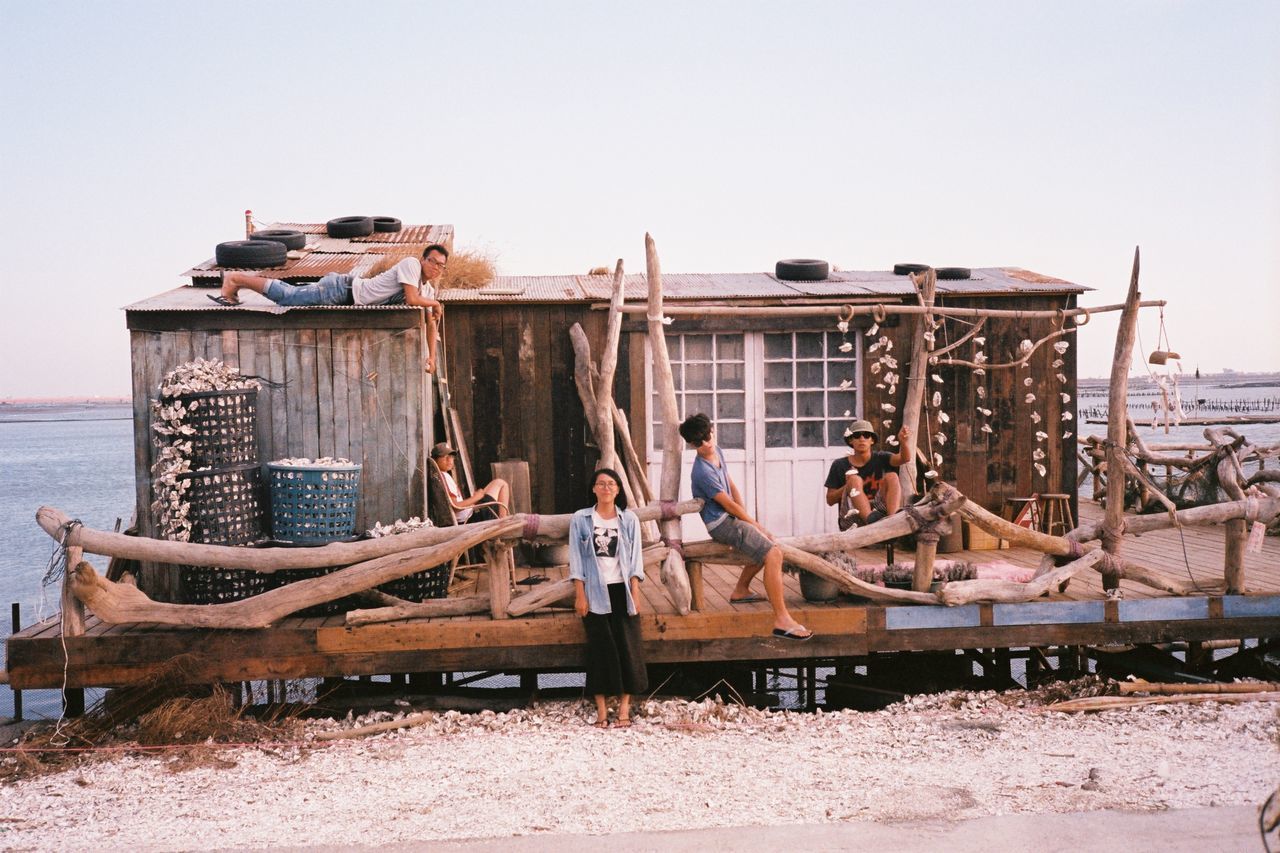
[729,594,765,604]
[614,718,632,728]
[207,294,240,307]
[592,719,609,729]
[772,627,814,641]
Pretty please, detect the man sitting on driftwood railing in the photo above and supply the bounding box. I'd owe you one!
[824,419,914,530]
[680,413,814,641]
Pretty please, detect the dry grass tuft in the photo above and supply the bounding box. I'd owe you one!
[587,266,611,276]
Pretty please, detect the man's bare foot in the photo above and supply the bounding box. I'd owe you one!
[219,275,241,305]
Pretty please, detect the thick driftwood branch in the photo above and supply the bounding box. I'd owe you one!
[1044,692,1280,713]
[938,550,1105,605]
[507,578,575,617]
[39,503,702,569]
[71,517,523,628]
[345,595,490,626]
[646,232,691,614]
[777,545,938,604]
[897,268,935,500]
[594,259,627,474]
[1071,496,1280,541]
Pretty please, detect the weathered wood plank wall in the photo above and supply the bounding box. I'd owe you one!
[126,310,430,601]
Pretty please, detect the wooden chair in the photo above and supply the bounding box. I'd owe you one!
[425,457,501,596]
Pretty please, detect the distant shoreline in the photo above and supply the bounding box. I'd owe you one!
[0,397,130,405]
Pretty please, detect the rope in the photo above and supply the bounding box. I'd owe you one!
[660,536,684,558]
[903,505,942,538]
[522,514,541,541]
[42,520,82,588]
[659,500,680,522]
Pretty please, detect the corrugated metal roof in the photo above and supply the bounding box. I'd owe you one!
[181,222,454,278]
[444,267,1088,303]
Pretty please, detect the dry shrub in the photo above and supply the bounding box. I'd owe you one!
[135,685,241,745]
[362,247,497,290]
[438,248,496,290]
[587,266,611,276]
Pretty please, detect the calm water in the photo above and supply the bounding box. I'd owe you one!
[2,378,1277,719]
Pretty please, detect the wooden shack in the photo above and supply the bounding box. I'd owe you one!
[124,222,452,600]
[441,266,1087,539]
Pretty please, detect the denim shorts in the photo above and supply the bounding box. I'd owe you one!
[707,516,775,565]
[264,273,354,306]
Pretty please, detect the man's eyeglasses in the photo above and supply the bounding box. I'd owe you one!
[425,255,448,268]
[850,432,875,440]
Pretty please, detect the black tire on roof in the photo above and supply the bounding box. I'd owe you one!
[249,229,306,251]
[893,263,931,276]
[372,216,402,233]
[215,239,288,269]
[326,216,375,238]
[936,267,972,280]
[775,258,830,281]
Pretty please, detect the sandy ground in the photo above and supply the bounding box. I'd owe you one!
[0,691,1276,851]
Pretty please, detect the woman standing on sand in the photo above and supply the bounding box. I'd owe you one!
[569,468,649,728]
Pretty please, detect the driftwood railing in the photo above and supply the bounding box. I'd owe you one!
[36,478,1280,637]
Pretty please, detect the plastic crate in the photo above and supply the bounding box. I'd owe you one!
[180,566,270,604]
[378,563,452,602]
[166,388,259,469]
[267,462,361,544]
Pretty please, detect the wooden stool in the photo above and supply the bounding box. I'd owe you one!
[1003,497,1041,531]
[1038,493,1074,537]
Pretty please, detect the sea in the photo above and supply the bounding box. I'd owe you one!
[2,375,1278,720]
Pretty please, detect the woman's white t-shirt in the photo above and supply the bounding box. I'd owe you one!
[591,511,622,584]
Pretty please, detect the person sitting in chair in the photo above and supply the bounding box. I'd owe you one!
[430,442,510,522]
[824,419,913,530]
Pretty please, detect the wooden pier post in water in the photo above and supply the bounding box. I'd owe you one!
[1102,247,1143,593]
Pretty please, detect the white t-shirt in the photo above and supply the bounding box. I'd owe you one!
[441,469,471,522]
[352,257,435,306]
[591,511,623,584]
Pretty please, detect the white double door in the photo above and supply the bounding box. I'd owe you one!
[645,329,861,541]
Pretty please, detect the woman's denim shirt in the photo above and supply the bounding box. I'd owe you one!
[568,507,645,615]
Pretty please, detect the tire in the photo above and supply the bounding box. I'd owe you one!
[775,258,829,281]
[936,267,972,280]
[326,216,374,238]
[893,263,931,276]
[215,239,288,269]
[372,216,402,233]
[249,229,306,250]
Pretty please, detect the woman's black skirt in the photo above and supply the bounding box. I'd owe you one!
[582,582,649,696]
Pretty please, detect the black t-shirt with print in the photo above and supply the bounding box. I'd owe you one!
[824,450,896,502]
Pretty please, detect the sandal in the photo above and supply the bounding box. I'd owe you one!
[207,294,240,307]
[592,719,609,729]
[613,717,631,728]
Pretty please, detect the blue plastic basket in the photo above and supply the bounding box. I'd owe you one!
[266,462,361,544]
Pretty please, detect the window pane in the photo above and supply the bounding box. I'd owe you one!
[717,362,744,390]
[797,421,825,447]
[654,424,664,451]
[827,361,855,385]
[764,333,792,359]
[672,367,682,391]
[684,335,712,361]
[766,422,793,448]
[684,393,713,419]
[827,390,855,417]
[826,331,852,355]
[795,333,822,359]
[829,421,852,446]
[718,422,745,449]
[685,362,713,390]
[765,392,793,418]
[717,392,745,420]
[765,362,792,389]
[797,391,825,418]
[796,361,824,388]
[664,334,680,360]
[716,335,744,361]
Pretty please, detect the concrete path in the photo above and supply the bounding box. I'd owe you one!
[415,806,1261,852]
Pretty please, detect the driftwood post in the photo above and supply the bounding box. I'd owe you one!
[1102,248,1142,592]
[486,541,514,620]
[646,233,692,614]
[61,543,86,636]
[899,268,937,499]
[1213,434,1249,593]
[594,259,627,474]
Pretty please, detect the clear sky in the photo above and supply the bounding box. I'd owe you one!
[2,1,1277,397]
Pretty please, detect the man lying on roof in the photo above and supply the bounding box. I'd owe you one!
[824,419,914,530]
[214,243,448,373]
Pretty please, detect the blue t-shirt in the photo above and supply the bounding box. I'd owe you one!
[690,447,732,530]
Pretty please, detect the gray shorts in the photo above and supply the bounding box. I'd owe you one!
[707,517,775,565]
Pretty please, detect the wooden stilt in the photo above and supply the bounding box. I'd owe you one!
[61,544,85,637]
[687,560,705,611]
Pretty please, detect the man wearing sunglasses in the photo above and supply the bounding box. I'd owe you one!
[217,243,449,372]
[824,419,913,531]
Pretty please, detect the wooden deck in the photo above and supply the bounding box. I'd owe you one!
[6,502,1280,690]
